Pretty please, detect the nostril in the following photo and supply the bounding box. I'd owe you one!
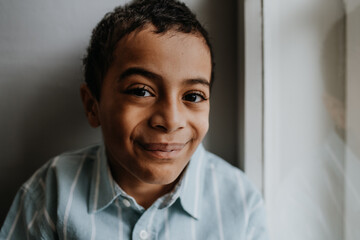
[155,125,167,132]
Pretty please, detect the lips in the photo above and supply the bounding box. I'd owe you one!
[141,143,186,152]
[136,142,187,159]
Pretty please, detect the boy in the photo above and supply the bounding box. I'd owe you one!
[1,0,268,239]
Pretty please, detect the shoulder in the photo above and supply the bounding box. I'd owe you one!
[16,144,100,206]
[54,144,100,169]
[49,144,100,182]
[204,151,260,192]
[202,150,264,208]
[195,149,268,238]
[1,144,102,239]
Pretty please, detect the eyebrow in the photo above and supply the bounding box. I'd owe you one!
[119,67,162,82]
[183,78,210,88]
[119,67,210,88]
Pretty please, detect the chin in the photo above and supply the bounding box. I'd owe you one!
[139,166,184,186]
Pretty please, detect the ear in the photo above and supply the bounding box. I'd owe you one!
[80,83,100,128]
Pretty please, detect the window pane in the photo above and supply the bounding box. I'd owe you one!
[263,0,360,239]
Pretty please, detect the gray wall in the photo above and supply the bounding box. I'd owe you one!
[0,0,238,224]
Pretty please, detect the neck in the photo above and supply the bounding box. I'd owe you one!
[121,179,176,209]
[108,161,179,209]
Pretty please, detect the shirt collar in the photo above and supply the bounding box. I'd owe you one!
[88,143,119,214]
[87,143,207,219]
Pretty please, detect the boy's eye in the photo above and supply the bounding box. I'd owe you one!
[125,87,153,97]
[183,92,207,103]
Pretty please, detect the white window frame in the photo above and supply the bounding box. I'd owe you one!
[240,0,264,194]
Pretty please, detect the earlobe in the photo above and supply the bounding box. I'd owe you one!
[80,83,100,128]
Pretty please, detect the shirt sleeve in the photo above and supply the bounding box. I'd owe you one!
[0,186,57,240]
[1,173,58,240]
[246,194,269,240]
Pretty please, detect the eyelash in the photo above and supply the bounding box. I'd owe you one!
[124,86,208,103]
[124,86,154,97]
[182,91,208,103]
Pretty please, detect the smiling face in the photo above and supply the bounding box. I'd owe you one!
[82,26,211,188]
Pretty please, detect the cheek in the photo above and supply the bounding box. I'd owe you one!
[192,111,210,139]
[199,120,209,138]
[99,103,145,139]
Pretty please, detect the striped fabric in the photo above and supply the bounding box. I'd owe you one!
[0,144,268,240]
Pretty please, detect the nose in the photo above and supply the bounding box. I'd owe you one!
[149,98,186,133]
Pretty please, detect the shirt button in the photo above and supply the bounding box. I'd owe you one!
[122,199,131,207]
[139,230,149,240]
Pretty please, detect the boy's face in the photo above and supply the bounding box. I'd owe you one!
[84,26,211,186]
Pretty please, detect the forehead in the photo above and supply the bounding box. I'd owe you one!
[110,26,212,82]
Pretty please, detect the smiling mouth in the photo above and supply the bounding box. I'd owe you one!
[136,142,187,159]
[141,143,186,151]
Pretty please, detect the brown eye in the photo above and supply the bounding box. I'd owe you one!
[125,87,153,97]
[183,93,206,103]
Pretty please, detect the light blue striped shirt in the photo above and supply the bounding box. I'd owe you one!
[0,143,268,239]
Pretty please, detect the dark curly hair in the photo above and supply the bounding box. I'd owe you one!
[83,0,214,100]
